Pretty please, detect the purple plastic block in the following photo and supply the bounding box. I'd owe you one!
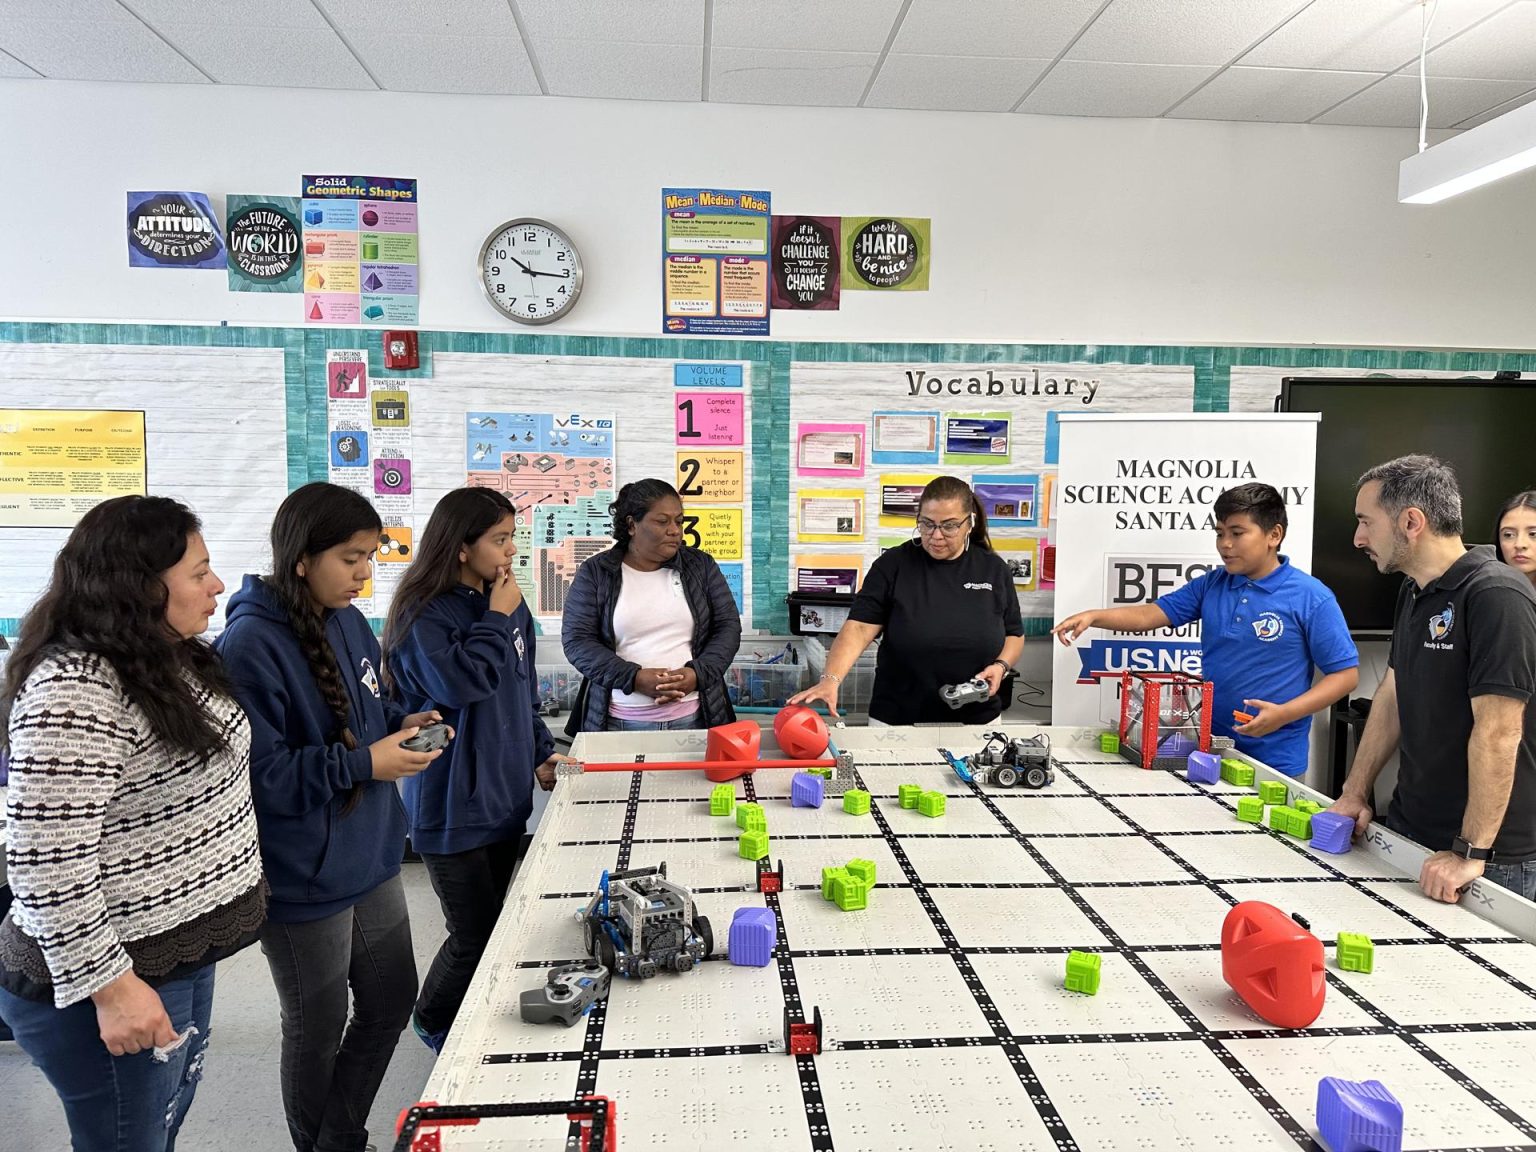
[1310,810,1355,855]
[790,772,825,808]
[1186,750,1220,784]
[1157,731,1198,759]
[728,907,777,966]
[1316,1076,1402,1152]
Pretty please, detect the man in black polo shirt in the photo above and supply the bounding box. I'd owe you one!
[1330,454,1536,903]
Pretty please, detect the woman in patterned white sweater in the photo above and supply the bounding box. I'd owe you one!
[0,495,265,1152]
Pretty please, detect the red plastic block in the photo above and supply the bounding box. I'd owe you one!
[757,857,784,894]
[1221,900,1326,1029]
[774,704,830,760]
[704,721,761,782]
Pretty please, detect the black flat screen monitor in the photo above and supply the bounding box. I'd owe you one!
[1279,375,1536,637]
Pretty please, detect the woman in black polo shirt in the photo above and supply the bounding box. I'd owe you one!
[790,476,1024,725]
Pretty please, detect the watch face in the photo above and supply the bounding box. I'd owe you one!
[479,219,583,325]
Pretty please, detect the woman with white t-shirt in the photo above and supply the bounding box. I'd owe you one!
[562,479,743,732]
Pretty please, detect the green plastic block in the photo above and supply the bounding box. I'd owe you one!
[829,872,868,911]
[1268,805,1312,838]
[1220,759,1255,787]
[1065,950,1102,995]
[1257,780,1288,806]
[738,809,767,833]
[808,766,833,779]
[821,866,848,900]
[739,829,770,860]
[842,789,871,815]
[1099,732,1120,754]
[1294,798,1325,816]
[845,858,877,887]
[1236,795,1265,824]
[709,784,735,816]
[1336,932,1375,974]
[734,802,764,830]
[917,791,946,818]
[898,784,922,809]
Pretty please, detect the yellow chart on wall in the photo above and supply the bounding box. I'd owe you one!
[0,408,147,528]
[683,507,743,560]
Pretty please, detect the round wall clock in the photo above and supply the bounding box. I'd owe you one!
[477,218,583,325]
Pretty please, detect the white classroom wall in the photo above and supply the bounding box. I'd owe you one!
[1,78,1534,349]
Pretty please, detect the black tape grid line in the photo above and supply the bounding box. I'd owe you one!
[1054,760,1536,1147]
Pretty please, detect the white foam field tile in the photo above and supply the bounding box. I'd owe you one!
[1223,1033,1533,1149]
[1297,840,1413,879]
[1065,761,1197,795]
[1138,948,1380,1030]
[608,840,761,889]
[1417,1030,1536,1126]
[559,797,646,838]
[795,954,992,1040]
[599,955,785,1048]
[896,833,1052,884]
[1030,833,1194,883]
[845,757,958,796]
[517,893,591,962]
[782,885,946,951]
[773,835,903,886]
[817,1046,1058,1152]
[1357,878,1521,940]
[639,766,746,799]
[1109,793,1254,833]
[1163,831,1335,881]
[1078,883,1235,947]
[593,1055,807,1151]
[930,887,1109,949]
[1464,941,1536,990]
[883,794,1009,834]
[630,795,748,839]
[970,951,1192,1036]
[1220,880,1429,943]
[1029,1039,1292,1150]
[988,795,1133,835]
[434,1057,580,1138]
[566,766,640,800]
[1335,943,1536,1026]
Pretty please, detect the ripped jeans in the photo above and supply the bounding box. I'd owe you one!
[0,963,215,1151]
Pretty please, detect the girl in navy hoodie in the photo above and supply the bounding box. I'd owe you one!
[382,487,562,1052]
[218,483,445,1152]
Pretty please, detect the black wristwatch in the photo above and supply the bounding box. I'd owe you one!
[1451,836,1495,862]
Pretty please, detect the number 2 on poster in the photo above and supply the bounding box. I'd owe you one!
[675,391,743,446]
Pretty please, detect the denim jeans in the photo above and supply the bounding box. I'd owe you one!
[0,964,215,1152]
[415,837,523,1036]
[260,874,417,1152]
[605,710,701,732]
[1482,858,1536,902]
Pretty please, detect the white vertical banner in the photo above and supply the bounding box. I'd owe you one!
[1050,413,1321,726]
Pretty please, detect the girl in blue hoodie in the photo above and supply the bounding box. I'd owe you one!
[382,487,562,1052]
[218,482,445,1152]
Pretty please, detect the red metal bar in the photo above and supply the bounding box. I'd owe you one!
[577,758,836,773]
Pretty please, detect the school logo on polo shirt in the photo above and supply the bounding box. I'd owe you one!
[1426,604,1455,649]
[359,657,381,698]
[1253,612,1284,641]
[962,581,993,591]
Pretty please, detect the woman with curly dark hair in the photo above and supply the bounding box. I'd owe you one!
[561,478,742,734]
[0,495,265,1151]
[217,482,445,1152]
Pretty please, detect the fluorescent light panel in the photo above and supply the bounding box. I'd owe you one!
[1399,97,1536,204]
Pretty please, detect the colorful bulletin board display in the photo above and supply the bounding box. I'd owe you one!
[770,215,839,310]
[871,409,940,465]
[0,408,146,528]
[226,195,302,293]
[126,191,226,270]
[993,536,1040,591]
[795,422,865,478]
[943,411,1011,465]
[797,488,865,543]
[675,390,745,446]
[875,472,939,528]
[675,449,744,504]
[973,473,1040,528]
[792,551,863,594]
[301,175,418,326]
[662,187,771,336]
[842,215,930,291]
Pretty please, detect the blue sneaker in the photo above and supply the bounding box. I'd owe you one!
[411,1011,447,1054]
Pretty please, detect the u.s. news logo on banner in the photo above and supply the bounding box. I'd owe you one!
[1075,554,1212,685]
[1075,638,1203,684]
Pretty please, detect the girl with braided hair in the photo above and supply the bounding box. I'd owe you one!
[218,482,446,1152]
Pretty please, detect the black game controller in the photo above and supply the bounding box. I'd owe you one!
[400,722,451,753]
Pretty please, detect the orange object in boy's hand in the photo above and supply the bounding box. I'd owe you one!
[1232,709,1256,724]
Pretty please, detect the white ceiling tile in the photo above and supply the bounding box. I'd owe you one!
[894,0,1109,59]
[865,53,1051,112]
[1454,85,1536,128]
[1019,59,1213,117]
[515,0,704,45]
[124,0,331,26]
[710,46,876,106]
[1314,72,1534,127]
[319,0,521,37]
[712,0,904,53]
[541,39,701,100]
[1068,0,1309,66]
[0,11,207,81]
[0,49,38,77]
[1240,0,1511,72]
[1169,64,1382,121]
[161,26,375,89]
[1429,1,1536,81]
[342,32,540,94]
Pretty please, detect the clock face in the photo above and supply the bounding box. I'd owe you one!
[478,219,583,325]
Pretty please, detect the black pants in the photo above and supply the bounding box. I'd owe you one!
[415,836,524,1036]
[260,874,417,1152]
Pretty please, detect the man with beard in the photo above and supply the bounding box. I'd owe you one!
[1330,454,1536,902]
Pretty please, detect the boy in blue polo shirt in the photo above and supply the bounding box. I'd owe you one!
[1053,483,1359,776]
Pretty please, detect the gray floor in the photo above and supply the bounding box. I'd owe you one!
[0,862,448,1152]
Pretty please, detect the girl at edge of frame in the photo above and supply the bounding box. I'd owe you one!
[0,495,265,1151]
[789,474,1024,726]
[216,481,446,1152]
[382,486,568,1054]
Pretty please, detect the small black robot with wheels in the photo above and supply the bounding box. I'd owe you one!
[581,862,712,979]
[968,731,1057,789]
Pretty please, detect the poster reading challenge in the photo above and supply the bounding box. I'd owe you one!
[301,175,419,326]
[662,187,770,336]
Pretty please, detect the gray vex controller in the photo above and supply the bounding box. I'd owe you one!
[519,961,612,1026]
